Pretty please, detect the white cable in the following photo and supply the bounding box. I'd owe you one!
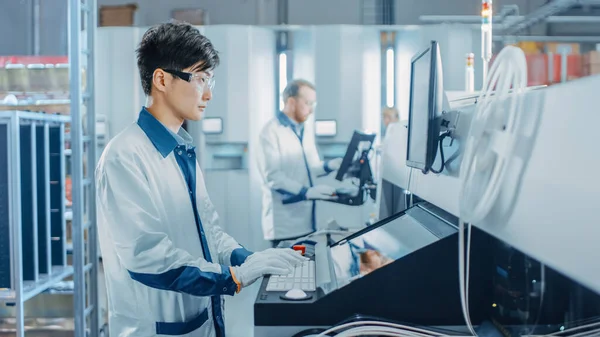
[334,326,433,337]
[457,45,528,336]
[546,321,600,336]
[316,320,443,337]
[457,220,476,336]
[335,326,431,337]
[459,45,527,224]
[569,328,600,337]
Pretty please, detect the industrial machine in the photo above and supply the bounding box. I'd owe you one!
[253,40,600,337]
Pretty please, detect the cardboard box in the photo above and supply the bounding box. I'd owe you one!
[545,42,580,55]
[171,9,208,25]
[100,4,137,27]
[583,63,600,76]
[583,51,600,65]
[517,41,544,54]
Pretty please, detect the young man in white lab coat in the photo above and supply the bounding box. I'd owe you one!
[257,79,343,248]
[96,22,306,337]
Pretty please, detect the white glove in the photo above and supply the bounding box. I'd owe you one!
[326,158,343,171]
[247,248,308,267]
[306,185,337,200]
[231,253,293,289]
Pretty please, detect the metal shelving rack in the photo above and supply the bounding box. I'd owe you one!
[68,0,100,336]
[0,0,99,335]
[0,111,73,337]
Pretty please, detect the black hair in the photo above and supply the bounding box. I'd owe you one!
[136,20,220,95]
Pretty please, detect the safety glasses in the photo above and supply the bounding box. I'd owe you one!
[163,69,215,91]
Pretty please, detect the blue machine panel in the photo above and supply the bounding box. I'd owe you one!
[20,125,36,281]
[49,126,64,266]
[0,124,10,288]
[36,125,49,274]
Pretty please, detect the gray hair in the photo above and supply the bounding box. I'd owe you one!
[282,79,316,102]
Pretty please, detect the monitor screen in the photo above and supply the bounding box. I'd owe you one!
[335,131,376,181]
[202,117,223,134]
[315,120,337,137]
[407,47,432,169]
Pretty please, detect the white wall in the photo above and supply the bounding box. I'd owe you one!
[200,26,252,144]
[395,24,482,121]
[95,27,145,138]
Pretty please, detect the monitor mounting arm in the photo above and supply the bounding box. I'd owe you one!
[329,149,377,206]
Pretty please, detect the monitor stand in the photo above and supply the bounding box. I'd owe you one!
[330,150,376,206]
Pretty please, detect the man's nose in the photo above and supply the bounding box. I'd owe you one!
[203,88,212,101]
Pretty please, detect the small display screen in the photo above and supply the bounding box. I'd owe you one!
[407,48,432,168]
[202,117,223,134]
[315,120,337,137]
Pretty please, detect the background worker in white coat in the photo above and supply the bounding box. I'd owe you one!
[257,79,343,248]
[96,21,306,337]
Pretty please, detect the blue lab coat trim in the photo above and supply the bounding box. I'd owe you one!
[275,189,294,196]
[155,308,209,335]
[137,108,227,337]
[137,107,179,158]
[323,160,334,174]
[172,146,228,337]
[281,187,308,205]
[127,265,237,297]
[230,248,253,266]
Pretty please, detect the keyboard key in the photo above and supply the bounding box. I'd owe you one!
[265,261,317,292]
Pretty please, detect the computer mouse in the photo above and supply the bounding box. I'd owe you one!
[284,288,308,300]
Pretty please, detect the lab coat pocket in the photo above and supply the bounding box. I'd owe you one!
[155,307,209,336]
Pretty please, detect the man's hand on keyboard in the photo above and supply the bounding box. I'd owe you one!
[265,260,316,292]
[231,253,293,290]
[248,248,308,268]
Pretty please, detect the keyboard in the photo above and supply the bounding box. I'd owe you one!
[265,260,316,292]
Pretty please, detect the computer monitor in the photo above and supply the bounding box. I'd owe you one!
[315,120,337,137]
[202,117,223,134]
[335,130,376,181]
[406,40,444,174]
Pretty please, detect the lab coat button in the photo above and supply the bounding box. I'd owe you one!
[222,287,227,292]
[178,150,183,155]
[187,153,192,157]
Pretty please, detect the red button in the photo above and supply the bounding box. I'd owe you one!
[292,245,306,255]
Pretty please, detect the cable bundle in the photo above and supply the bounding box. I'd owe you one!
[457,45,528,335]
[315,320,447,337]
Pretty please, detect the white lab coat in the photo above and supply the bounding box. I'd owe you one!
[256,112,330,240]
[96,109,251,337]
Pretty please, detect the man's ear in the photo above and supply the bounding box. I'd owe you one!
[152,69,170,93]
